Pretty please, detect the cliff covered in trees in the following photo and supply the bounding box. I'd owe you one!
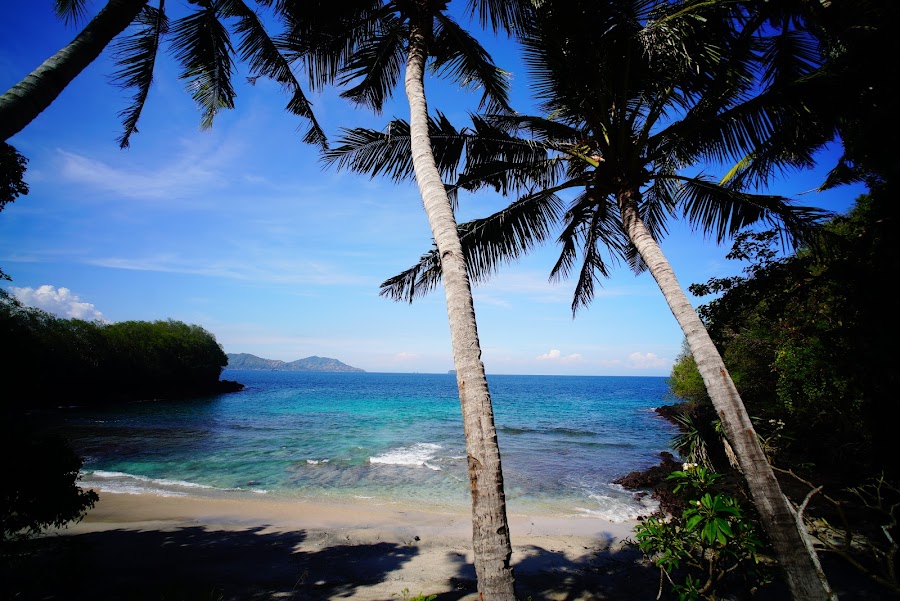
[1,290,242,409]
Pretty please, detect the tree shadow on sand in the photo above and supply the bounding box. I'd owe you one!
[3,525,418,601]
[434,532,663,601]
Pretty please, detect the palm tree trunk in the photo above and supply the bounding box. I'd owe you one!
[617,190,835,601]
[404,19,516,601]
[0,0,148,142]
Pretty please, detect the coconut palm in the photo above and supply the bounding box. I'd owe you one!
[1,0,325,148]
[284,2,524,597]
[1,0,147,142]
[325,1,838,598]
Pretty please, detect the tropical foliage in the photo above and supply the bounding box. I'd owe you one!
[0,143,28,212]
[634,465,769,600]
[0,0,325,148]
[663,189,900,597]
[0,290,236,408]
[0,142,29,281]
[675,193,897,481]
[1,426,98,546]
[328,1,836,596]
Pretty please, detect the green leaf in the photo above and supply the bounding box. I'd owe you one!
[431,13,511,114]
[169,0,237,129]
[111,2,169,149]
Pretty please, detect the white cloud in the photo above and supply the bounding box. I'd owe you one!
[86,254,373,286]
[536,349,584,363]
[473,293,511,308]
[627,352,669,369]
[57,149,222,201]
[11,285,106,322]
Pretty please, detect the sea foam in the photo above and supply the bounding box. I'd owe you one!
[84,470,235,497]
[369,442,443,471]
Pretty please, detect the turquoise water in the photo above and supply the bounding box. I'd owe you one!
[57,371,680,521]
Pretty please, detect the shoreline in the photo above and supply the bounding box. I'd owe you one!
[19,489,661,600]
[68,487,641,539]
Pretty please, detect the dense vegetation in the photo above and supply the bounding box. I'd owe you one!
[0,290,241,410]
[645,1,900,592]
[655,188,900,598]
[1,427,98,546]
[0,142,28,281]
[670,193,895,481]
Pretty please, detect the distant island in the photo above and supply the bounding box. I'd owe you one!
[226,353,365,373]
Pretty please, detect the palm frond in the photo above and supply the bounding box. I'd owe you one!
[54,0,90,25]
[759,25,820,88]
[482,114,582,143]
[716,101,833,192]
[569,203,624,315]
[650,94,779,170]
[550,192,626,306]
[169,1,237,128]
[379,245,442,303]
[337,14,406,113]
[111,2,169,149]
[622,237,647,275]
[465,0,528,35]
[430,13,511,114]
[457,115,563,195]
[817,159,865,191]
[277,0,382,90]
[322,113,466,184]
[674,174,830,247]
[462,187,567,281]
[224,0,327,146]
[640,172,678,242]
[380,189,567,302]
[519,0,655,127]
[455,155,567,199]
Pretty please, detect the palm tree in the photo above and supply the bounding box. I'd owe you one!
[285,2,524,597]
[1,0,147,142]
[325,1,838,599]
[1,0,325,148]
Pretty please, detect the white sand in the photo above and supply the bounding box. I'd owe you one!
[27,490,660,600]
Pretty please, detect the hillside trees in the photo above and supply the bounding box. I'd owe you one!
[680,194,897,481]
[0,290,237,408]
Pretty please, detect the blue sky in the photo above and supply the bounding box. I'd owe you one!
[1,2,865,376]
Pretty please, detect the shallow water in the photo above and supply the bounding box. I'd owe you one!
[55,371,680,521]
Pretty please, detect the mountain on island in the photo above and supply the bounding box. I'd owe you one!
[226,353,365,373]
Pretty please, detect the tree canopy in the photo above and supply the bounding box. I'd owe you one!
[0,290,238,410]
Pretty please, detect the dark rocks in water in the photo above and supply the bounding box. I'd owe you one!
[216,379,245,393]
[614,451,681,516]
[614,451,680,490]
[654,403,690,424]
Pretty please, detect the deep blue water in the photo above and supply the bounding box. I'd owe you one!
[59,371,681,521]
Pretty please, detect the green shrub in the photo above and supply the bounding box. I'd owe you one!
[633,465,769,600]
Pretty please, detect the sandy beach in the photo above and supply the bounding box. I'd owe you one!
[9,490,664,601]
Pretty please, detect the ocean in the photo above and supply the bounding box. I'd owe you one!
[58,371,681,522]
